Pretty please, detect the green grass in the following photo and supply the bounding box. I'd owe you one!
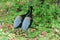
[0,0,60,40]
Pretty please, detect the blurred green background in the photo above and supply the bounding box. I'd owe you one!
[0,0,60,40]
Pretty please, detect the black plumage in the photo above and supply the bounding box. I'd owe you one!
[22,6,33,31]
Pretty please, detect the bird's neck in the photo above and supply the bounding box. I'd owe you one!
[27,9,32,17]
[29,9,32,15]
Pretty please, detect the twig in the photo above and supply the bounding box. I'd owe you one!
[7,0,12,14]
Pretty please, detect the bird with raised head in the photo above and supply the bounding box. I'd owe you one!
[22,6,33,31]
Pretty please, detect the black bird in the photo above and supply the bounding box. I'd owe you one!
[13,10,30,28]
[22,6,33,31]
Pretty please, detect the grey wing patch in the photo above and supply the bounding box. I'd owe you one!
[22,17,30,31]
[14,16,22,28]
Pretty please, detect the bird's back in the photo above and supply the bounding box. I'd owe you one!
[22,6,33,31]
[14,16,22,28]
[22,17,31,31]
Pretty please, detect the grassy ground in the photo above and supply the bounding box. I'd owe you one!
[0,0,60,40]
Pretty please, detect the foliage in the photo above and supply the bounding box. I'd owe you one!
[0,0,60,40]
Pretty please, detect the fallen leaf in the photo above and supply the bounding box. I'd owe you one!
[7,24,13,30]
[41,31,47,37]
[30,28,36,32]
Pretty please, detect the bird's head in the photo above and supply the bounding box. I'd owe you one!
[28,6,33,11]
[29,6,33,10]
